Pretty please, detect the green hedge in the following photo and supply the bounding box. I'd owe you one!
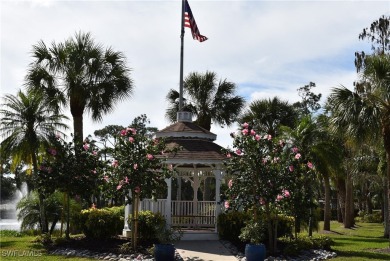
[217,211,294,243]
[128,210,166,243]
[217,211,251,242]
[75,206,124,239]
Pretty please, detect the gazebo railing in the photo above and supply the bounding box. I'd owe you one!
[171,200,216,228]
[140,199,216,228]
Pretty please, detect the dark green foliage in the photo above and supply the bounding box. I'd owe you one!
[17,191,65,234]
[75,206,124,239]
[358,210,382,223]
[280,235,333,256]
[0,175,16,200]
[128,210,166,242]
[217,211,250,242]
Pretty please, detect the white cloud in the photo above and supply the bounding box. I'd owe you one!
[1,0,389,148]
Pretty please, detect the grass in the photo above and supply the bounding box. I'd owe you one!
[1,222,390,260]
[0,230,94,261]
[316,221,390,261]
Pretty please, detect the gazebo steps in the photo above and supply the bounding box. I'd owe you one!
[180,229,219,241]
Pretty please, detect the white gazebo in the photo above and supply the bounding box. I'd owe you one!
[123,112,226,240]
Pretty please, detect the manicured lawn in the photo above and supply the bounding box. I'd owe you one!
[1,222,390,260]
[317,221,390,261]
[0,230,93,261]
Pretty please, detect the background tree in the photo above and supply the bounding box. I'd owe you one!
[0,90,68,233]
[293,82,322,117]
[165,71,245,131]
[26,31,134,145]
[240,97,298,137]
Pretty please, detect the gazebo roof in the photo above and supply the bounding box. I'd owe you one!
[156,121,216,141]
[155,112,226,167]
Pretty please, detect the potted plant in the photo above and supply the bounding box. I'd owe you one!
[239,219,266,261]
[154,225,183,261]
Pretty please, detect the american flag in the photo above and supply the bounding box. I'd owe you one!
[184,0,208,42]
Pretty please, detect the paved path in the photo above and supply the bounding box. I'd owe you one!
[175,240,238,261]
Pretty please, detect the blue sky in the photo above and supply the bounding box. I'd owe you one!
[1,0,389,147]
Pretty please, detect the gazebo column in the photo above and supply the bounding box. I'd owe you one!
[214,169,222,232]
[123,191,131,237]
[165,178,172,227]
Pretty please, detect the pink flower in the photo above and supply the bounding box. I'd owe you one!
[283,189,291,198]
[226,153,232,158]
[117,184,122,190]
[307,161,313,169]
[267,134,272,140]
[112,160,119,167]
[250,129,256,136]
[91,169,97,174]
[241,129,249,135]
[259,198,266,205]
[292,147,299,153]
[242,122,249,129]
[120,129,127,136]
[224,201,230,209]
[146,154,154,160]
[228,179,233,188]
[124,176,129,183]
[289,165,294,172]
[83,143,89,151]
[133,163,138,170]
[134,186,141,193]
[295,153,301,160]
[276,194,283,201]
[127,128,137,135]
[235,149,242,155]
[129,137,134,143]
[103,176,109,182]
[255,134,261,141]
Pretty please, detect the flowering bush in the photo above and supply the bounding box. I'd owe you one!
[102,115,177,249]
[104,115,176,202]
[223,123,315,252]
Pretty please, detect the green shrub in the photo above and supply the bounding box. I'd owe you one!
[277,214,294,238]
[217,211,251,242]
[358,210,382,223]
[280,234,333,256]
[128,210,166,242]
[75,206,124,239]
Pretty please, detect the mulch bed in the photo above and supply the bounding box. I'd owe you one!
[52,235,152,255]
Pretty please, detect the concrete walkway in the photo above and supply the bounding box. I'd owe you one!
[175,240,238,261]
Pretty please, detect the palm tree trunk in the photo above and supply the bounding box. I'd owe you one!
[384,177,389,238]
[337,177,346,224]
[323,175,331,231]
[382,125,390,239]
[32,151,49,234]
[344,173,354,228]
[71,111,84,145]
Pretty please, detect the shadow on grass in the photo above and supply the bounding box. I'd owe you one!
[0,240,18,248]
[336,249,390,260]
[332,237,388,244]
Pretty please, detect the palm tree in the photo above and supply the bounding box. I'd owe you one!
[26,31,134,145]
[165,71,245,131]
[327,54,390,234]
[0,90,68,233]
[281,115,342,232]
[240,97,298,137]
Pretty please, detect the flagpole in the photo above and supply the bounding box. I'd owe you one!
[179,0,185,111]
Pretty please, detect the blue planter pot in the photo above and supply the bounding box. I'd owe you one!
[245,243,266,261]
[154,243,175,261]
